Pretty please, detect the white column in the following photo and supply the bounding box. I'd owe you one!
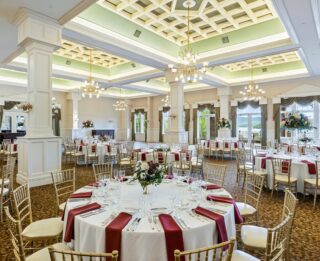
[217,87,232,120]
[146,97,153,143]
[15,9,62,187]
[118,99,130,141]
[163,72,188,144]
[67,92,81,139]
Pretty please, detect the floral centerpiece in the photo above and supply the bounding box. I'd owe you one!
[98,134,109,142]
[131,161,165,194]
[82,120,94,128]
[17,102,33,112]
[281,112,315,130]
[217,118,231,129]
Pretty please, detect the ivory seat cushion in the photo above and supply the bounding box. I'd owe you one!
[236,202,256,216]
[275,175,297,183]
[304,178,317,185]
[22,217,63,240]
[0,187,9,196]
[0,178,9,186]
[59,202,66,212]
[241,225,268,249]
[227,250,260,261]
[26,243,71,261]
[248,169,267,176]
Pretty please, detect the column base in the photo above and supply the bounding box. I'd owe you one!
[163,131,188,144]
[17,136,62,188]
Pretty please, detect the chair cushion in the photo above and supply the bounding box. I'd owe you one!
[304,178,317,185]
[0,187,9,196]
[239,164,253,170]
[228,250,260,261]
[241,225,268,249]
[275,175,297,183]
[26,243,71,261]
[22,217,63,240]
[236,202,256,216]
[248,169,267,176]
[0,178,9,186]
[59,202,66,212]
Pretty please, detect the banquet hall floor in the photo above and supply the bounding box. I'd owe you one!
[1,159,319,261]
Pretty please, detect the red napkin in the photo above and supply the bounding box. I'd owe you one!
[234,143,238,149]
[201,184,221,190]
[174,153,179,161]
[316,147,320,151]
[106,145,111,153]
[301,160,317,175]
[158,152,164,163]
[70,192,92,198]
[13,144,17,152]
[281,161,290,173]
[141,152,146,161]
[207,140,210,148]
[215,142,219,148]
[193,206,228,249]
[207,195,244,224]
[261,157,273,169]
[64,203,101,242]
[165,175,174,179]
[105,212,132,261]
[183,178,192,184]
[159,214,185,261]
[225,143,229,149]
[80,140,84,145]
[92,145,96,153]
[78,145,82,152]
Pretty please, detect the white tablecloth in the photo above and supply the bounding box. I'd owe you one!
[255,154,317,193]
[63,182,236,261]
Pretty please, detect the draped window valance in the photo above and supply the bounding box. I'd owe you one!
[162,106,170,113]
[134,108,145,114]
[237,101,259,109]
[197,104,215,113]
[281,96,320,106]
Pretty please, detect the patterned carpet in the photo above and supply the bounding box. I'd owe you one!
[1,160,320,260]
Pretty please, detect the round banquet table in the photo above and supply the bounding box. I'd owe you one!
[63,180,236,261]
[255,153,318,193]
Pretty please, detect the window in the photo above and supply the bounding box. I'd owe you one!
[197,108,214,140]
[237,105,261,142]
[280,101,319,140]
[162,111,170,134]
[134,113,145,134]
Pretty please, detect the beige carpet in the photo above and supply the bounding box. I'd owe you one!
[1,160,319,260]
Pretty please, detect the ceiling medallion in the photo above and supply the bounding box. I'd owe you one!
[80,48,102,99]
[239,65,265,101]
[168,0,207,84]
[113,89,128,111]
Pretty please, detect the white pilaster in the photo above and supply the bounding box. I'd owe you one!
[15,9,62,187]
[67,92,81,139]
[217,87,232,120]
[163,72,188,144]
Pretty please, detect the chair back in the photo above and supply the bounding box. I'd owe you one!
[51,168,75,211]
[316,160,320,189]
[4,207,25,261]
[204,163,227,187]
[244,173,265,210]
[281,189,298,220]
[174,238,235,261]
[48,247,118,261]
[11,184,33,227]
[264,214,293,261]
[93,163,113,181]
[271,158,292,184]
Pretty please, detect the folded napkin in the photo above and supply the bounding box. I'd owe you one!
[215,142,219,148]
[164,175,174,179]
[91,145,97,153]
[281,160,290,173]
[158,152,164,162]
[183,178,192,184]
[193,206,228,249]
[13,144,17,152]
[301,160,317,175]
[316,147,320,151]
[207,195,244,224]
[70,192,92,198]
[201,184,222,190]
[261,157,273,169]
[106,145,111,153]
[141,152,147,161]
[224,143,229,149]
[159,214,185,261]
[105,212,132,261]
[207,140,210,148]
[234,143,238,149]
[64,203,101,242]
[174,153,179,161]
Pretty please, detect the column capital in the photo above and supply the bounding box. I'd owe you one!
[165,70,184,87]
[14,7,62,50]
[217,86,232,96]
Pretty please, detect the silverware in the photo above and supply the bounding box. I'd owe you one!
[126,218,137,231]
[207,207,226,215]
[81,208,105,218]
[176,215,189,229]
[148,216,155,230]
[153,216,162,232]
[132,218,141,231]
[101,212,117,226]
[68,198,90,202]
[191,210,208,222]
[173,215,186,230]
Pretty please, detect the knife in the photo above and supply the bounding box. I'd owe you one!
[126,218,137,231]
[132,218,141,231]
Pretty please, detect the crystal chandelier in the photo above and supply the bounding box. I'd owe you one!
[161,95,170,106]
[113,89,128,111]
[239,65,265,101]
[168,0,207,83]
[80,49,102,98]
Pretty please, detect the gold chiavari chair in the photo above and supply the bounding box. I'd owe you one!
[191,146,204,176]
[303,160,320,209]
[11,184,63,245]
[48,247,118,261]
[236,173,265,225]
[240,190,297,256]
[93,163,113,181]
[203,163,227,187]
[0,163,15,221]
[51,168,76,215]
[86,144,99,166]
[222,141,232,160]
[271,158,297,197]
[174,238,235,261]
[4,207,70,261]
[235,149,252,186]
[173,151,192,176]
[209,140,220,159]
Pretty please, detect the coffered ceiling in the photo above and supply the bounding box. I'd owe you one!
[98,0,277,45]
